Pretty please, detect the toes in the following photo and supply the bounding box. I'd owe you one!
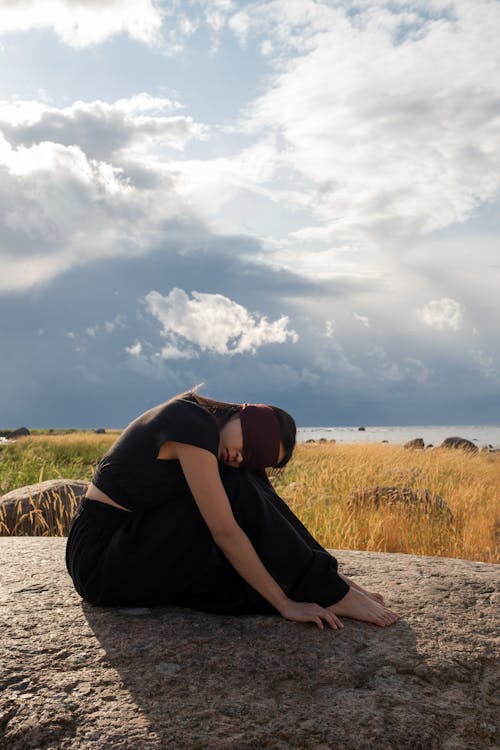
[374,604,399,627]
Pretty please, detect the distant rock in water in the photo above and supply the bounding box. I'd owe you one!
[404,438,425,450]
[0,479,88,534]
[440,436,478,453]
[481,444,498,453]
[7,426,30,438]
[347,486,453,520]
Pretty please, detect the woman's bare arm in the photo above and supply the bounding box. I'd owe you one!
[172,442,343,630]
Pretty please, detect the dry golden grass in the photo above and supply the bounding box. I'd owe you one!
[0,435,498,562]
[270,443,499,563]
[0,487,84,536]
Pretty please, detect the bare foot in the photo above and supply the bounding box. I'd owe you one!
[339,573,386,605]
[328,587,399,627]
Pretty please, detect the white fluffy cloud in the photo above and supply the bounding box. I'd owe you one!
[416,298,463,330]
[234,0,500,246]
[143,288,298,357]
[0,0,163,47]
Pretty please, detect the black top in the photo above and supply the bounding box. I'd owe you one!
[92,395,219,511]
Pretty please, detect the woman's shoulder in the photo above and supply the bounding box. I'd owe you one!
[150,394,219,453]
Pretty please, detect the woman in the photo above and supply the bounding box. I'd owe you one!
[66,390,398,629]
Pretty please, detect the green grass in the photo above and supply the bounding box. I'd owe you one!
[0,434,116,495]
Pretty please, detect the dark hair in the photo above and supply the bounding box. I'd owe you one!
[187,392,240,428]
[269,405,297,468]
[173,388,297,468]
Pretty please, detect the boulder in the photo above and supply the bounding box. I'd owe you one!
[0,538,498,750]
[404,438,425,450]
[7,426,30,438]
[481,444,498,454]
[440,436,478,452]
[347,485,453,520]
[0,479,88,534]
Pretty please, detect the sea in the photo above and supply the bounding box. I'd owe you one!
[1,425,499,449]
[296,425,500,450]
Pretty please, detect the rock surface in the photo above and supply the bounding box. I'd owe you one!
[1,538,498,750]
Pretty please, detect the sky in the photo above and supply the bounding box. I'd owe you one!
[0,0,499,428]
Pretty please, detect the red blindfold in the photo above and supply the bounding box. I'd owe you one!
[239,403,280,471]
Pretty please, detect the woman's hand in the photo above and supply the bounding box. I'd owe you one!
[278,599,344,630]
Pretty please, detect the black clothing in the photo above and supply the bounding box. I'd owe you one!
[66,396,349,613]
[92,395,219,512]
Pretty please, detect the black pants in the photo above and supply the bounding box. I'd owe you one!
[66,467,349,613]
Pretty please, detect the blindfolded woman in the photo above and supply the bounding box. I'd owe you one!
[66,389,398,629]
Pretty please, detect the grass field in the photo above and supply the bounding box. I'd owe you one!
[0,434,498,562]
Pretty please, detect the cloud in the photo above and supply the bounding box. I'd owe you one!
[0,136,141,291]
[378,357,432,387]
[323,320,336,338]
[124,341,142,356]
[0,95,207,293]
[201,0,235,34]
[0,95,202,160]
[170,137,280,229]
[0,0,164,47]
[87,315,126,337]
[470,349,496,378]
[143,287,298,357]
[352,313,370,328]
[416,297,463,330]
[234,0,500,246]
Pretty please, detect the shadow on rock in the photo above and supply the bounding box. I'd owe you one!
[81,600,435,750]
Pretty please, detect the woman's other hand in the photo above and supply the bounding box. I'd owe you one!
[278,599,344,630]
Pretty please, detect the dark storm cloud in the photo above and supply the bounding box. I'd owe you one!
[0,236,322,427]
[2,231,497,429]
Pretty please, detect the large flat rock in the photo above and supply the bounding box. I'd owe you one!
[0,537,498,750]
